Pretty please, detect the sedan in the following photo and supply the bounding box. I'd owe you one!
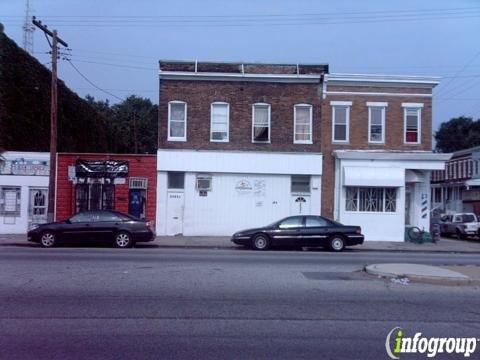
[27,210,155,248]
[231,215,364,251]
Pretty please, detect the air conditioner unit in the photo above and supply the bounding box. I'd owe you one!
[196,176,212,191]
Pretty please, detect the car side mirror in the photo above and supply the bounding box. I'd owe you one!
[65,219,71,224]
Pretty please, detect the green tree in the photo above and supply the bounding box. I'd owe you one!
[434,116,480,153]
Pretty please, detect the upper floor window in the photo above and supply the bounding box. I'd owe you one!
[252,103,271,143]
[402,103,423,144]
[367,102,387,143]
[331,101,351,143]
[168,101,187,141]
[294,104,313,144]
[210,102,229,142]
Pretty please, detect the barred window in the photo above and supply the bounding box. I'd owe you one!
[345,187,397,213]
[0,186,21,215]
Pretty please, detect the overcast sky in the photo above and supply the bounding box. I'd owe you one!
[2,0,480,132]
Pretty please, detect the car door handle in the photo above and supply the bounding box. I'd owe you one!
[84,224,91,227]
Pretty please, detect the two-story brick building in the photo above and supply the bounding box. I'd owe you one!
[156,60,450,241]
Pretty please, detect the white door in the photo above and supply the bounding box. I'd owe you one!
[291,195,311,215]
[166,191,184,235]
[28,188,48,228]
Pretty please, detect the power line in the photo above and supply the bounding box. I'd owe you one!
[66,59,124,101]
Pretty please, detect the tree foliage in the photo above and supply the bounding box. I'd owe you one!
[0,28,157,154]
[435,116,480,153]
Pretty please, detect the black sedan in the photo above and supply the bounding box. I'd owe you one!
[27,210,155,248]
[231,215,364,251]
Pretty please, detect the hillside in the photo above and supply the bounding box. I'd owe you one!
[0,24,112,152]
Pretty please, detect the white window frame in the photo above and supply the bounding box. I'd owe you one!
[167,101,187,142]
[210,102,230,143]
[293,104,313,144]
[331,101,351,143]
[367,102,387,144]
[196,174,213,191]
[252,103,271,143]
[402,103,423,145]
[345,187,397,213]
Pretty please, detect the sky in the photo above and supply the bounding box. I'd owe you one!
[1,0,480,132]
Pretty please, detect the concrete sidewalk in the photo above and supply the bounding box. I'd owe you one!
[365,263,480,285]
[2,233,480,253]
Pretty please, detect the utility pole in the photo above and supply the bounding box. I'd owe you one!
[32,16,68,222]
[133,110,138,153]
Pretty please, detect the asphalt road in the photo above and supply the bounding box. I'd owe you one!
[1,247,479,359]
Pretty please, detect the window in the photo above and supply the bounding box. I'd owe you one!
[305,216,329,227]
[129,177,148,189]
[96,211,122,222]
[345,187,397,213]
[168,172,185,189]
[367,103,387,143]
[291,175,311,194]
[279,216,304,229]
[196,175,212,191]
[0,186,21,215]
[168,101,187,141]
[403,103,422,144]
[331,101,351,142]
[210,102,229,142]
[69,212,94,223]
[294,104,313,144]
[252,103,271,142]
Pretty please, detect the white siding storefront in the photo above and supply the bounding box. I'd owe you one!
[156,149,322,236]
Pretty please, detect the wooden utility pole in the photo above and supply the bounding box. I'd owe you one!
[32,16,68,222]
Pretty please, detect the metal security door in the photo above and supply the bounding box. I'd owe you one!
[291,195,311,215]
[29,188,48,228]
[166,192,184,235]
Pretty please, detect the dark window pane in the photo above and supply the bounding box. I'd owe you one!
[291,175,310,193]
[279,217,304,229]
[305,217,329,227]
[253,126,269,142]
[168,172,185,189]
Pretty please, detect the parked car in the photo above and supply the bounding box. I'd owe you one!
[439,213,479,239]
[27,210,155,248]
[231,215,364,251]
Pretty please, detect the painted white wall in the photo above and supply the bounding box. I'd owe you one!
[335,158,444,242]
[157,149,323,175]
[0,175,49,234]
[156,171,321,236]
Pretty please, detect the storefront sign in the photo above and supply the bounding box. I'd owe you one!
[0,159,49,176]
[75,159,129,178]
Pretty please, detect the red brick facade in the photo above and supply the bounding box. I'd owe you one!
[158,61,436,220]
[55,153,157,221]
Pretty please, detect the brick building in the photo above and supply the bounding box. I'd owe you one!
[156,60,450,241]
[55,153,157,222]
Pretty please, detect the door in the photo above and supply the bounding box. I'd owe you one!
[270,216,304,246]
[60,212,96,243]
[129,189,144,219]
[166,191,184,235]
[405,185,412,225]
[28,188,48,229]
[291,195,311,215]
[301,216,330,247]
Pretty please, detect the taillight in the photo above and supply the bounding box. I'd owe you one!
[146,220,155,231]
[356,227,362,234]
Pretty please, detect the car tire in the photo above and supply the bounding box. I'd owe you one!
[328,235,345,252]
[40,231,56,248]
[251,234,270,251]
[456,229,466,240]
[114,231,133,248]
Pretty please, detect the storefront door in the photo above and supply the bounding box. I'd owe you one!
[28,188,48,228]
[291,195,310,215]
[405,185,412,225]
[166,191,184,235]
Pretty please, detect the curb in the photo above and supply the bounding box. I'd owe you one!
[365,264,480,286]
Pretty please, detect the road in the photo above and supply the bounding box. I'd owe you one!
[1,246,479,359]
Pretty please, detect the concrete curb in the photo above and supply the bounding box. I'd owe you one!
[365,263,480,286]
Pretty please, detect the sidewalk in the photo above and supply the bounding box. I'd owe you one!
[2,234,480,253]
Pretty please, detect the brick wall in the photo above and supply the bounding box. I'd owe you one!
[320,85,433,217]
[159,80,323,152]
[55,153,157,221]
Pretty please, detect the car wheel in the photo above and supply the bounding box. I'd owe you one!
[328,235,345,252]
[40,231,56,248]
[456,229,466,240]
[114,231,133,248]
[252,234,270,251]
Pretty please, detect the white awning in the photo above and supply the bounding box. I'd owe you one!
[465,179,480,187]
[343,166,404,187]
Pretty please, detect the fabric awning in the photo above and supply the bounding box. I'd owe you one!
[343,166,404,187]
[465,179,480,187]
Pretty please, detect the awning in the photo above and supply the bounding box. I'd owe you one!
[343,166,404,187]
[465,179,480,187]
